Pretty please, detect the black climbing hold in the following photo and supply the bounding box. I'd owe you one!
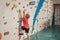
[18,2,21,5]
[4,22,7,25]
[40,26,41,27]
[4,31,9,35]
[3,16,5,19]
[30,7,32,9]
[29,1,35,5]
[23,6,25,8]
[13,17,15,19]
[27,4,28,7]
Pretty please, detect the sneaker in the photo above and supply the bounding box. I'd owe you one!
[19,32,24,35]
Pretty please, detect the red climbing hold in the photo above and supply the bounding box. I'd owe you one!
[4,32,9,36]
[6,2,10,7]
[0,33,2,40]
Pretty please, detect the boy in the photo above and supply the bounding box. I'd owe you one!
[18,9,30,40]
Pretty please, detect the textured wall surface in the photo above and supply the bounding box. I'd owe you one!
[55,6,60,25]
[0,0,53,40]
[53,0,60,4]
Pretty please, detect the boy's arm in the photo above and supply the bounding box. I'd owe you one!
[23,9,26,16]
[18,10,22,19]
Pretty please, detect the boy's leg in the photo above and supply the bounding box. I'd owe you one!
[25,28,30,40]
[19,26,22,40]
[19,35,21,40]
[19,26,24,35]
[26,33,30,40]
[19,35,24,40]
[19,26,24,40]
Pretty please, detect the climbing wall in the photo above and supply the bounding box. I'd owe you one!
[0,0,53,40]
[33,0,53,33]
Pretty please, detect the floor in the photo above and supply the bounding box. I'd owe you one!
[25,26,60,40]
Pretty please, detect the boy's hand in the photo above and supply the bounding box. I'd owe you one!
[19,9,21,13]
[18,9,23,18]
[23,9,26,16]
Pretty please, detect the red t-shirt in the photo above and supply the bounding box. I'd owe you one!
[23,16,30,28]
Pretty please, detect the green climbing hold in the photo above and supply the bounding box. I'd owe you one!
[16,10,19,13]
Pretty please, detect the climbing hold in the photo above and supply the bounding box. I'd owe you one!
[13,17,15,19]
[25,0,26,1]
[30,7,32,9]
[35,6,37,8]
[14,33,16,35]
[27,4,28,7]
[59,18,60,20]
[29,1,35,5]
[16,10,19,13]
[45,1,48,3]
[4,32,9,36]
[4,22,7,25]
[11,4,17,10]
[3,16,5,19]
[40,26,41,27]
[6,2,10,7]
[18,2,21,5]
[14,0,16,1]
[17,20,20,23]
[0,33,2,40]
[15,27,17,29]
[23,6,25,8]
[13,0,16,1]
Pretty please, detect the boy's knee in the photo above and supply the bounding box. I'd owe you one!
[26,33,29,36]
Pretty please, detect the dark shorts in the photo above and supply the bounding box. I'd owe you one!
[21,26,29,33]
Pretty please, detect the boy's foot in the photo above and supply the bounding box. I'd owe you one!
[19,32,24,35]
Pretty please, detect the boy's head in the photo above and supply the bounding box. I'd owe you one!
[26,14,30,19]
[23,9,30,19]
